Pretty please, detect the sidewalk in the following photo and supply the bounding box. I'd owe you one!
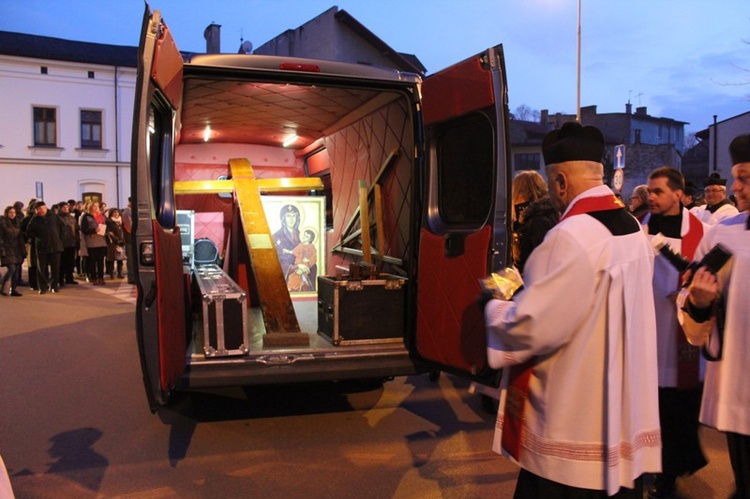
[0,274,136,339]
[11,262,136,305]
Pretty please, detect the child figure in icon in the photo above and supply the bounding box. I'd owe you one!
[283,228,317,292]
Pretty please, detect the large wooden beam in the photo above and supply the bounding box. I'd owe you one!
[175,177,323,195]
[229,158,308,345]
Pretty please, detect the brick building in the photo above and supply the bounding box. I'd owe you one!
[510,104,688,197]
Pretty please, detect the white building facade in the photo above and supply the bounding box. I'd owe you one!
[708,111,750,183]
[0,32,136,211]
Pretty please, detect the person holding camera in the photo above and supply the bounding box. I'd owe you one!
[680,134,750,499]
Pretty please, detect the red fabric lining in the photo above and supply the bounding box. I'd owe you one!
[416,226,491,372]
[153,220,187,393]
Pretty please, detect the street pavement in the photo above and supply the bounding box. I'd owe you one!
[0,276,738,498]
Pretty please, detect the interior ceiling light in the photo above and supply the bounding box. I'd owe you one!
[282,134,298,148]
[203,125,211,142]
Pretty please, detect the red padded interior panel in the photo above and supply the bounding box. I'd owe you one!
[153,221,187,392]
[416,226,491,374]
[421,55,494,126]
[324,99,413,275]
[194,211,225,255]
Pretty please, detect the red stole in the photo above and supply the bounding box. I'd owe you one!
[501,193,624,460]
[676,213,703,389]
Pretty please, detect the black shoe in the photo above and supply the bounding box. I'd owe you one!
[648,474,676,498]
[0,291,7,296]
[51,288,59,293]
[65,280,79,285]
[10,290,22,297]
[30,287,38,291]
[38,289,47,295]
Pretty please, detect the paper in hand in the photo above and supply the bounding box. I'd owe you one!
[479,267,524,301]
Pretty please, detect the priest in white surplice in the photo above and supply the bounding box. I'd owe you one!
[484,122,661,497]
[679,134,750,499]
[641,166,707,499]
[690,172,739,226]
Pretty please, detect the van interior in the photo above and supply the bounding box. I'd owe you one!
[170,64,417,358]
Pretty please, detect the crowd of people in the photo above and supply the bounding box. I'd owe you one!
[484,122,750,498]
[0,197,133,296]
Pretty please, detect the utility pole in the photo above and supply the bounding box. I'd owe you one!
[576,0,581,122]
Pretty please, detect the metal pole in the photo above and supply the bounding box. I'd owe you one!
[713,114,718,172]
[576,0,581,122]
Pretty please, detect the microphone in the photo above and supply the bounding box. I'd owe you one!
[650,233,732,283]
[651,233,690,272]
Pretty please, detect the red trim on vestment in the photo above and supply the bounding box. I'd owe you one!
[677,213,703,390]
[502,192,625,459]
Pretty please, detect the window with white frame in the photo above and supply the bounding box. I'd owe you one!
[33,106,56,146]
[81,110,102,149]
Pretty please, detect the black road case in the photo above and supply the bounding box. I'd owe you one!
[194,265,249,357]
[317,275,406,346]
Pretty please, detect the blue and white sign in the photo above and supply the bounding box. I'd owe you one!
[614,144,626,169]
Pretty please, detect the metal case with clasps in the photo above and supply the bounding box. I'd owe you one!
[317,274,407,346]
[194,264,249,357]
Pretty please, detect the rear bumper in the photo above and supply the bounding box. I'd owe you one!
[180,347,423,388]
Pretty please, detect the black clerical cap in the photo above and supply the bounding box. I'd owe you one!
[730,134,750,165]
[683,181,697,197]
[704,172,727,187]
[542,122,605,166]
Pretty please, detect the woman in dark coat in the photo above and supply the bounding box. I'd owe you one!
[105,208,125,279]
[81,201,108,285]
[511,171,560,274]
[0,206,26,296]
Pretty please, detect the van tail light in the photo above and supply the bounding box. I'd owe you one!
[279,62,321,73]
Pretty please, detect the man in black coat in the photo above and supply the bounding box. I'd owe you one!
[25,201,65,294]
[57,203,79,286]
[20,200,38,290]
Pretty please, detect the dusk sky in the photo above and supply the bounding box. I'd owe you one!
[2,0,749,134]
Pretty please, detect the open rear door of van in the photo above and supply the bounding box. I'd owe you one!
[131,5,187,411]
[415,45,512,384]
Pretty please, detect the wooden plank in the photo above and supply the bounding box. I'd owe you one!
[339,149,399,242]
[229,158,308,343]
[333,228,362,250]
[334,246,403,267]
[256,177,324,193]
[175,180,234,194]
[175,177,323,195]
[358,180,371,264]
[374,184,385,257]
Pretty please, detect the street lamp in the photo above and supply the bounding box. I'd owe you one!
[576,0,581,122]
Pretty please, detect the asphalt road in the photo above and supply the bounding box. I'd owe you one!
[0,278,738,498]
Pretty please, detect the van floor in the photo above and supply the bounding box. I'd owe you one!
[187,299,403,359]
[187,299,316,356]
